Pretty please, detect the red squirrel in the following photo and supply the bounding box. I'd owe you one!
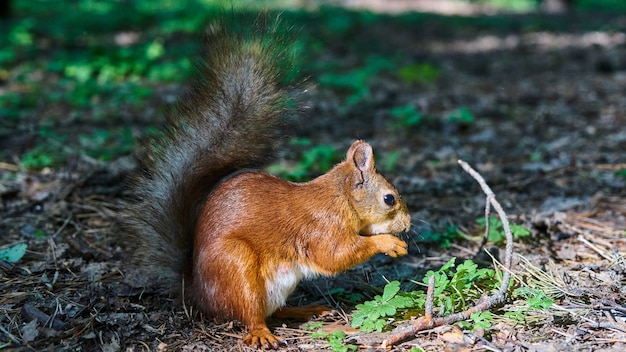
[124,19,411,349]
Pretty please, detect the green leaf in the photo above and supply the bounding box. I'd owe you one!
[477,216,531,243]
[146,40,165,60]
[440,257,457,272]
[397,63,440,84]
[389,105,422,130]
[511,224,531,239]
[379,304,396,317]
[382,151,401,172]
[374,319,386,332]
[382,281,401,302]
[310,331,327,338]
[527,294,554,310]
[447,107,475,124]
[456,260,478,277]
[350,312,366,328]
[389,295,414,308]
[304,321,324,331]
[469,311,492,330]
[0,243,27,262]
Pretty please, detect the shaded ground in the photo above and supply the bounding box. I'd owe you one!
[1,3,626,352]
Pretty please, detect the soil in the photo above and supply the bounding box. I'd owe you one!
[1,4,625,352]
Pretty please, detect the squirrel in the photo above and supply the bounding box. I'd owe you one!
[123,18,411,349]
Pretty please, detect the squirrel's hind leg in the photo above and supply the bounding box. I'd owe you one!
[272,305,334,319]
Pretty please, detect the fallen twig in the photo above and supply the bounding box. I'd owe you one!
[457,160,513,295]
[376,160,515,347]
[425,275,434,317]
[577,235,614,262]
[21,304,66,331]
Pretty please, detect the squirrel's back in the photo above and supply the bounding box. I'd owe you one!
[123,18,295,285]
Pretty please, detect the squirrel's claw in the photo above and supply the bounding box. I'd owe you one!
[244,328,286,350]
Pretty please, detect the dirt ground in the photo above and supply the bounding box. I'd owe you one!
[1,4,626,352]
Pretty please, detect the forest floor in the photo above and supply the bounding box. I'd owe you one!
[1,2,625,351]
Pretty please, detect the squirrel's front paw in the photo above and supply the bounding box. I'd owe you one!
[375,235,408,257]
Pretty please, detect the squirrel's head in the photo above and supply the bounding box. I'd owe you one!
[344,140,411,236]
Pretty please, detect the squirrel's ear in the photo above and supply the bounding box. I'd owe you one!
[347,140,375,174]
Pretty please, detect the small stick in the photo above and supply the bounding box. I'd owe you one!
[21,304,66,331]
[478,194,492,252]
[577,235,613,262]
[425,275,435,317]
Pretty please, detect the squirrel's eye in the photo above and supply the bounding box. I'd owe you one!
[383,194,396,206]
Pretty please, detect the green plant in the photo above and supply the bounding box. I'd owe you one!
[477,0,536,11]
[78,128,134,161]
[476,216,531,244]
[397,63,440,84]
[20,129,68,169]
[317,56,394,106]
[528,151,543,162]
[267,140,340,181]
[615,168,626,180]
[503,287,554,324]
[317,69,369,106]
[417,225,463,249]
[0,90,39,122]
[458,311,492,331]
[447,107,475,125]
[8,19,35,46]
[19,126,136,169]
[310,329,357,352]
[348,254,561,336]
[351,281,414,332]
[425,258,499,315]
[389,105,423,130]
[382,151,401,173]
[351,258,501,333]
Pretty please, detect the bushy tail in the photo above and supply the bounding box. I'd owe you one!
[123,18,295,285]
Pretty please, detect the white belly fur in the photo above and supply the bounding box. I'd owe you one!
[265,264,317,316]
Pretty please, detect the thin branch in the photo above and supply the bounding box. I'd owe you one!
[21,304,66,331]
[425,275,435,317]
[457,160,513,296]
[478,194,492,252]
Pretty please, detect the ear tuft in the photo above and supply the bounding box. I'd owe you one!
[347,140,374,173]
